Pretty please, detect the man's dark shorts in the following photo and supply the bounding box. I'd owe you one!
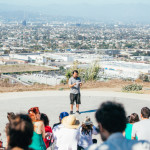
[70,93,81,104]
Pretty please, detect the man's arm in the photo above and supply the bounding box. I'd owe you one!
[132,136,136,140]
[79,82,82,87]
[68,78,76,88]
[131,124,136,140]
[69,83,76,88]
[79,78,82,87]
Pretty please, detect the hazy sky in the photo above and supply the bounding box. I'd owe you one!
[0,0,150,5]
[0,0,150,23]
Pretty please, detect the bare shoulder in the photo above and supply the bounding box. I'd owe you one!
[34,121,44,126]
[39,121,44,125]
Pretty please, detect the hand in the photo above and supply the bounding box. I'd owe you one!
[73,83,76,86]
[79,82,82,86]
[45,132,52,140]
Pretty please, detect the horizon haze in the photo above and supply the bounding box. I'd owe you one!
[0,0,150,23]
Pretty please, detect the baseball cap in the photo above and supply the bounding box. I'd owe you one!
[59,112,69,120]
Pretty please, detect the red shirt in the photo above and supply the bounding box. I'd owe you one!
[43,126,53,148]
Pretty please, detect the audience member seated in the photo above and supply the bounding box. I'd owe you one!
[53,115,80,150]
[87,101,150,150]
[53,112,69,129]
[41,113,53,149]
[78,116,98,150]
[132,107,150,141]
[28,107,46,150]
[124,113,139,140]
[7,113,16,123]
[126,116,130,123]
[6,114,33,150]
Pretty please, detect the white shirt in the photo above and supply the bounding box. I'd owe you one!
[78,126,98,148]
[53,124,80,150]
[86,133,150,150]
[132,119,150,142]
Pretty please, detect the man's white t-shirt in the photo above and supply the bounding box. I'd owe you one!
[53,124,80,150]
[132,119,150,142]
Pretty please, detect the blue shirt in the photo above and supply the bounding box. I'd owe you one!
[86,133,150,150]
[125,123,133,140]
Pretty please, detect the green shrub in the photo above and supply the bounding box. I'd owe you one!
[139,74,150,82]
[65,61,100,82]
[122,84,143,92]
[65,70,72,80]
[83,62,100,81]
[60,79,67,84]
[58,88,64,91]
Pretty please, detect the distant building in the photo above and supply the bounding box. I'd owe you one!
[22,20,27,26]
[76,23,81,27]
[96,49,120,56]
[130,56,150,62]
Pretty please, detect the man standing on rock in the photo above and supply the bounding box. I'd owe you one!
[69,70,82,115]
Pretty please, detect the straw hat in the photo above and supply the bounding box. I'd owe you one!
[62,115,80,129]
[82,116,93,125]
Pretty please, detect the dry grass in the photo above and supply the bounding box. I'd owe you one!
[0,64,56,73]
[0,79,150,94]
[0,81,55,93]
[81,80,150,94]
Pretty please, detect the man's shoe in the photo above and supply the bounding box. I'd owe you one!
[76,111,80,114]
[70,111,73,114]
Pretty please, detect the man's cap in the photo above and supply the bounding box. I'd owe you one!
[59,112,69,120]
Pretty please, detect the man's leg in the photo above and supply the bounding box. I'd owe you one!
[70,93,74,114]
[76,93,81,113]
[76,104,79,111]
[70,104,73,111]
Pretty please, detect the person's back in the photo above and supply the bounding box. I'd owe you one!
[132,107,150,142]
[55,127,79,150]
[125,113,139,140]
[29,121,46,150]
[53,124,64,150]
[125,123,133,140]
[33,121,45,134]
[53,115,80,150]
[28,107,46,150]
[132,119,150,141]
[87,133,150,150]
[6,114,34,150]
